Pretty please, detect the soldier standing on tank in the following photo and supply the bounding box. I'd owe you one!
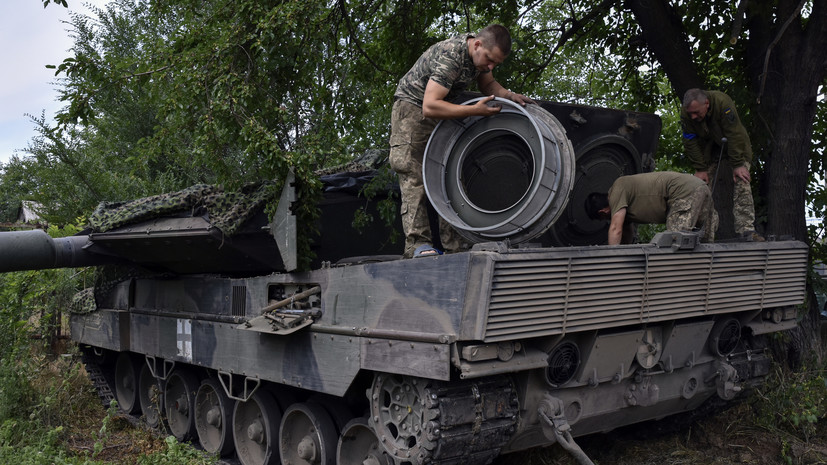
[681,88,763,241]
[389,24,534,258]
[586,171,719,245]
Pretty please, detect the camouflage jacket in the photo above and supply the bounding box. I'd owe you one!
[680,90,753,170]
[394,34,486,107]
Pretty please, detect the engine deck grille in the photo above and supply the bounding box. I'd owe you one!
[483,244,807,342]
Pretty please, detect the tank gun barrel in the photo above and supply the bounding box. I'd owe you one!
[0,229,113,272]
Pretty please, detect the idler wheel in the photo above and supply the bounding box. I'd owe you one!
[423,97,575,244]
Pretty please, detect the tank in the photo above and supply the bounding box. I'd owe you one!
[0,97,808,465]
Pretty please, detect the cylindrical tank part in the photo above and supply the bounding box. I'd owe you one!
[0,229,106,272]
[423,97,575,244]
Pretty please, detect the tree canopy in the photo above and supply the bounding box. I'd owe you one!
[3,0,825,266]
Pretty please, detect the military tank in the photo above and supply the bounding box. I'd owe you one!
[0,96,808,465]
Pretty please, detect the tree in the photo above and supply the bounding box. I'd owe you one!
[7,0,825,283]
[626,0,826,363]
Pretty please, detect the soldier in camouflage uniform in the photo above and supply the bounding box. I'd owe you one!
[586,172,718,245]
[389,24,534,258]
[681,89,762,241]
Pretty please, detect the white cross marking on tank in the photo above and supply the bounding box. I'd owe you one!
[177,319,193,362]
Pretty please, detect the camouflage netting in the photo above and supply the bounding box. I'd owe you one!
[71,264,174,314]
[87,182,278,236]
[70,150,395,315]
[314,149,388,177]
[71,288,96,314]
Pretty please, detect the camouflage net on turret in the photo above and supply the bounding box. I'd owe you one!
[71,151,394,315]
[87,182,278,237]
[71,288,96,314]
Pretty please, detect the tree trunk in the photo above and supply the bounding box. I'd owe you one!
[630,0,827,363]
[624,0,703,98]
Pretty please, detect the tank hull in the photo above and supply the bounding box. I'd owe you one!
[70,238,807,463]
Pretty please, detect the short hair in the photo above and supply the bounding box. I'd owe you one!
[477,24,512,56]
[682,88,708,109]
[585,192,609,220]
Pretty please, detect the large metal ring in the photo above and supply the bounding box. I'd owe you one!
[423,97,575,244]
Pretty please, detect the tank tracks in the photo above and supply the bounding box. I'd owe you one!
[370,375,519,465]
[81,351,116,409]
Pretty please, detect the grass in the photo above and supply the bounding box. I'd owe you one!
[0,344,215,465]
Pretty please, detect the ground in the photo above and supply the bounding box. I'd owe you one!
[67,393,827,465]
[498,400,827,465]
[55,354,827,465]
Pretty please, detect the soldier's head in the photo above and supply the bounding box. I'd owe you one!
[586,192,611,220]
[683,88,710,122]
[470,25,511,73]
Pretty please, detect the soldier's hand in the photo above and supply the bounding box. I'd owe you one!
[694,171,710,184]
[473,95,502,116]
[507,92,535,106]
[733,166,751,183]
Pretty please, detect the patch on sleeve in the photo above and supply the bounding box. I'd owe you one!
[683,131,697,140]
[724,107,736,124]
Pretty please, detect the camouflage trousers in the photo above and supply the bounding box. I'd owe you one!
[707,161,756,234]
[666,184,719,242]
[389,100,469,258]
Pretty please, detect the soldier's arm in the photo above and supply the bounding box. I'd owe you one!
[422,80,501,119]
[681,117,707,171]
[716,95,752,169]
[608,208,627,245]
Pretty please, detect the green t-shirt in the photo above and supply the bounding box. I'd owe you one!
[608,172,705,224]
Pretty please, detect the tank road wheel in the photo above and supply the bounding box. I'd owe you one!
[337,417,395,465]
[138,362,164,429]
[165,369,199,441]
[194,379,235,456]
[369,374,430,464]
[308,393,353,435]
[280,402,338,465]
[114,353,141,414]
[234,390,282,465]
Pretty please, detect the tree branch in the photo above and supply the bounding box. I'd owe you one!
[625,0,703,99]
[522,0,617,80]
[337,0,393,77]
[756,0,806,104]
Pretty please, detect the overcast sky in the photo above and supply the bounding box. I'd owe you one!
[0,1,107,165]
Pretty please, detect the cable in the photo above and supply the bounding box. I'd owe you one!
[709,137,727,196]
[694,137,727,242]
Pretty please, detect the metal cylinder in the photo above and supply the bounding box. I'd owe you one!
[423,97,575,244]
[0,229,104,272]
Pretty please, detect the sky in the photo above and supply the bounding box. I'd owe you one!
[0,0,108,165]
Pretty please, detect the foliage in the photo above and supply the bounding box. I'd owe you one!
[753,364,827,442]
[136,436,215,465]
[0,226,101,463]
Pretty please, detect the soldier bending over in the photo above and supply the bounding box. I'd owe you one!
[586,172,718,245]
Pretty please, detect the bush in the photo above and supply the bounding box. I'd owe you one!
[753,364,827,441]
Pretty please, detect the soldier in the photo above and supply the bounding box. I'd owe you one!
[586,171,718,245]
[389,24,534,258]
[681,88,763,241]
